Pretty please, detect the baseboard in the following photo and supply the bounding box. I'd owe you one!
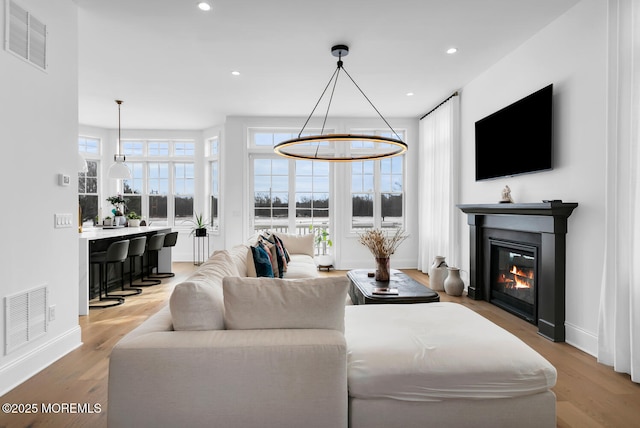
[0,326,82,396]
[565,321,597,357]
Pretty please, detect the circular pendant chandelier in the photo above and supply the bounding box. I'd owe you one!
[274,45,407,162]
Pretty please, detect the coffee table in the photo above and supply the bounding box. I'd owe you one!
[347,269,439,305]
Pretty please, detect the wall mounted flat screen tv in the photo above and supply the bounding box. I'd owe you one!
[475,84,553,181]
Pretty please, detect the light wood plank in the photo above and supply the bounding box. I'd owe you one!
[1,266,639,428]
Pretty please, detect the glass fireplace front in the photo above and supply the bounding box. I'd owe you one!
[489,240,537,323]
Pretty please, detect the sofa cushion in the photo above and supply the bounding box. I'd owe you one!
[250,245,274,277]
[169,251,239,331]
[259,238,280,278]
[345,302,557,401]
[274,232,315,257]
[223,276,349,332]
[284,254,319,279]
[226,244,257,277]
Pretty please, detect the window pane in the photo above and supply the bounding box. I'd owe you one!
[174,195,193,220]
[79,195,98,225]
[210,160,219,231]
[149,195,167,220]
[148,141,170,156]
[174,142,195,156]
[210,138,219,156]
[381,194,403,228]
[78,136,99,154]
[352,194,373,229]
[123,162,144,195]
[122,141,143,156]
[254,133,274,146]
[125,195,142,218]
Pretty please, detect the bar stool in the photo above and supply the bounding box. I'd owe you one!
[137,233,165,286]
[149,231,178,279]
[123,236,148,291]
[89,239,129,309]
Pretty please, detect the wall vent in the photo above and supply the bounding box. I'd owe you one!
[5,285,48,355]
[4,0,47,71]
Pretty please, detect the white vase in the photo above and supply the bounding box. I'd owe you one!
[444,267,464,296]
[429,256,448,291]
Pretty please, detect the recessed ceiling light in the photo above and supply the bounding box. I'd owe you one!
[446,47,458,54]
[197,2,212,11]
[231,71,240,76]
[406,92,414,97]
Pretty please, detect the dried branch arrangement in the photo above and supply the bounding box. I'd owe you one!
[358,228,408,258]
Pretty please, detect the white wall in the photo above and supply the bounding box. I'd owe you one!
[0,0,82,395]
[222,116,419,270]
[458,0,607,355]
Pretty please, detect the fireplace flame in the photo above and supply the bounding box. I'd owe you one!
[509,265,533,289]
[510,265,534,279]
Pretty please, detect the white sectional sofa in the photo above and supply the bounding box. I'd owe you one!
[107,233,557,428]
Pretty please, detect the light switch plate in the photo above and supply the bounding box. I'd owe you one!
[54,213,73,228]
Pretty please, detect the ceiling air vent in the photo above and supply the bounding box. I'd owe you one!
[4,0,47,71]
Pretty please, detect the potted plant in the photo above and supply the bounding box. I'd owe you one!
[106,195,127,226]
[310,225,334,267]
[127,211,142,227]
[185,212,210,237]
[103,216,113,226]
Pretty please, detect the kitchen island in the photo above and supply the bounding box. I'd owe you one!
[79,226,172,315]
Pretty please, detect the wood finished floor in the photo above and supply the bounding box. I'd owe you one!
[1,263,639,427]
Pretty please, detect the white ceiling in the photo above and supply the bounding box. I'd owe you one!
[76,0,580,131]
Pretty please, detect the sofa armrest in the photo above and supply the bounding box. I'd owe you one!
[108,328,347,428]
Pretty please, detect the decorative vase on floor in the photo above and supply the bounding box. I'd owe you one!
[444,267,464,296]
[375,257,390,282]
[429,256,448,291]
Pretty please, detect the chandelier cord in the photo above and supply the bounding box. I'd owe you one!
[340,66,403,142]
[297,66,340,139]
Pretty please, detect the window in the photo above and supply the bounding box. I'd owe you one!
[122,141,143,156]
[253,157,289,231]
[148,162,169,223]
[174,162,194,222]
[208,138,220,231]
[174,141,195,156]
[249,129,333,237]
[148,141,169,156]
[78,136,99,154]
[350,130,405,230]
[351,161,375,229]
[296,160,329,225]
[78,137,100,226]
[122,162,143,216]
[120,139,196,226]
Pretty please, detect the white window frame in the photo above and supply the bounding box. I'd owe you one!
[247,128,334,236]
[206,137,221,233]
[348,129,406,232]
[120,139,196,227]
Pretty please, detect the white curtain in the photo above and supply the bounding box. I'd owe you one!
[417,95,460,272]
[597,0,640,383]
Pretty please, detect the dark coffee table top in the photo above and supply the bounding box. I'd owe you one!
[347,269,439,304]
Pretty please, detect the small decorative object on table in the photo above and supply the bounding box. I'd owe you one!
[500,185,514,203]
[127,211,141,227]
[106,194,127,225]
[358,228,408,282]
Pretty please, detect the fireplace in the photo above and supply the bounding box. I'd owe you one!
[490,240,537,323]
[458,202,578,341]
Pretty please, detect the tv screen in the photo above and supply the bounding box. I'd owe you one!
[475,84,553,181]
